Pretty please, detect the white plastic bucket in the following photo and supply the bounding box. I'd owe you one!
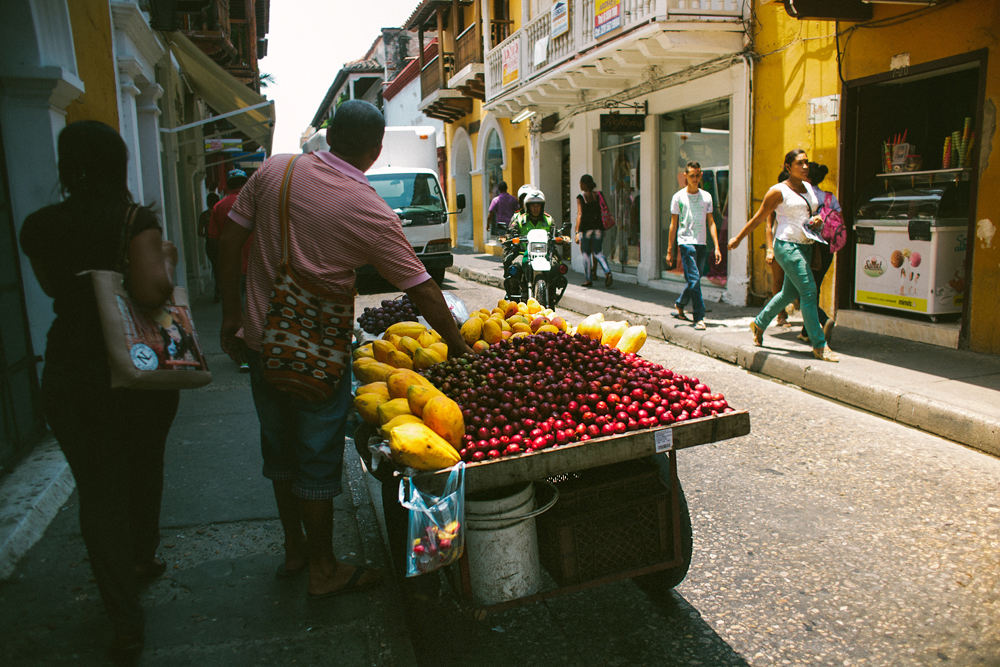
[465,482,549,606]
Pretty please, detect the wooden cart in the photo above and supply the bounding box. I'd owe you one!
[360,410,751,617]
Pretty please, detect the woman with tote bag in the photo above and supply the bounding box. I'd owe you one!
[19,121,182,662]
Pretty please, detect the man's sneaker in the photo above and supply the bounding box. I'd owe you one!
[239,362,250,373]
[694,320,707,330]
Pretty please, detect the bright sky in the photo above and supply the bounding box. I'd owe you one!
[260,0,420,154]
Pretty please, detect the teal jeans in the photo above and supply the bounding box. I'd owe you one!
[755,240,827,349]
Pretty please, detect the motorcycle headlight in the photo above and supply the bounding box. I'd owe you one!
[528,242,547,255]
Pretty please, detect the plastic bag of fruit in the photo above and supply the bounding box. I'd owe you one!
[399,462,465,577]
[441,291,469,326]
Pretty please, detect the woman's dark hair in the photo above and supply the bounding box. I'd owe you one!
[808,161,829,186]
[580,174,596,191]
[58,121,133,203]
[777,170,789,182]
[783,149,807,169]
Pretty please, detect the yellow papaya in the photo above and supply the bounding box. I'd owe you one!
[384,321,426,339]
[355,381,389,398]
[354,393,389,425]
[460,317,483,344]
[380,414,424,440]
[577,313,605,341]
[600,320,629,347]
[352,343,374,360]
[427,329,442,343]
[389,422,460,471]
[616,325,647,354]
[372,339,396,363]
[398,336,420,356]
[354,359,395,383]
[413,347,446,371]
[386,369,433,399]
[482,319,503,345]
[407,383,445,418]
[377,397,412,425]
[387,349,414,370]
[421,395,465,449]
[428,342,448,359]
[417,331,437,348]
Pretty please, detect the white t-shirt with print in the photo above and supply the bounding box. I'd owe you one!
[670,188,714,246]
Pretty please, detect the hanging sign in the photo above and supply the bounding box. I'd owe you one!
[600,114,645,133]
[501,40,520,87]
[551,1,569,39]
[594,0,622,39]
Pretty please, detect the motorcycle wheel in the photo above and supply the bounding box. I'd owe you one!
[534,277,549,309]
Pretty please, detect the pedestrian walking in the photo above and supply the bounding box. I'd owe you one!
[574,174,613,287]
[487,180,518,236]
[214,169,252,371]
[727,149,839,362]
[665,161,722,330]
[765,170,791,328]
[797,161,840,345]
[217,100,473,599]
[19,120,180,663]
[197,192,221,301]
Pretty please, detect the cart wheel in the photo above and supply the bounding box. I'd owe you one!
[633,476,693,594]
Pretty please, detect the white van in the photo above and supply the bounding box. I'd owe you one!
[302,126,461,285]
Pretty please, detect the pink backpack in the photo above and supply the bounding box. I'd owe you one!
[819,192,846,253]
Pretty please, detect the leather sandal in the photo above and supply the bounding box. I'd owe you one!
[813,346,840,362]
[749,321,764,346]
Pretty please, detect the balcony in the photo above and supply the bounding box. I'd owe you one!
[420,54,472,122]
[485,0,745,116]
[449,24,486,100]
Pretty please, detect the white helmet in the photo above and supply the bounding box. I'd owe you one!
[517,184,535,199]
[523,190,546,205]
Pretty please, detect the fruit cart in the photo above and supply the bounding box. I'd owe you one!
[356,408,750,616]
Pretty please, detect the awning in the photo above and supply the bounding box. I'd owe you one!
[165,33,275,155]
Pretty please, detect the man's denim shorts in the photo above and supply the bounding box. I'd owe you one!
[247,351,354,500]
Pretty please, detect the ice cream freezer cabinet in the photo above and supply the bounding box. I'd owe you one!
[853,172,970,318]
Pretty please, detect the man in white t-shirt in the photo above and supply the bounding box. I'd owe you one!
[666,161,722,330]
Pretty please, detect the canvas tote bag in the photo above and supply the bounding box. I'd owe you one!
[87,205,213,390]
[259,154,354,402]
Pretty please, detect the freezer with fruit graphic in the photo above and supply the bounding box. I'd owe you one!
[853,171,970,318]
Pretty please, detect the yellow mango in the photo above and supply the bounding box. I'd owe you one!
[512,322,532,334]
[377,397,412,425]
[386,369,433,399]
[499,319,512,332]
[354,393,389,425]
[355,382,389,398]
[497,298,509,311]
[600,320,629,348]
[398,336,420,356]
[421,395,465,449]
[380,414,424,440]
[413,347,446,370]
[372,339,396,363]
[577,313,605,341]
[407,383,445,418]
[352,343,374,360]
[389,422,460,471]
[472,340,490,354]
[510,332,530,339]
[482,319,503,345]
[536,324,560,334]
[616,325,647,354]
[354,360,395,384]
[526,298,542,314]
[384,321,426,338]
[478,308,491,317]
[387,349,414,370]
[429,342,449,359]
[460,317,483,344]
[417,331,437,348]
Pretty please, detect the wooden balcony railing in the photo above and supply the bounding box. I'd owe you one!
[421,56,444,100]
[491,19,513,47]
[454,24,483,74]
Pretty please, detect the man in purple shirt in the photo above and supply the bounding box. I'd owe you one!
[487,181,518,236]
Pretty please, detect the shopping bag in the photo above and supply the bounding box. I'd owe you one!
[399,462,466,577]
[597,191,616,230]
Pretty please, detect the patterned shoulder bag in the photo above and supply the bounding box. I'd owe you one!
[260,155,354,402]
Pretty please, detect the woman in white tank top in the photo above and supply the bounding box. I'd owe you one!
[727,150,839,362]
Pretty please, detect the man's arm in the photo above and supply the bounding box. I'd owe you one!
[708,216,722,265]
[404,279,474,358]
[665,213,679,269]
[218,218,252,361]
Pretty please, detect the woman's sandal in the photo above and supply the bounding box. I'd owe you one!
[813,346,840,362]
[581,281,593,287]
[749,321,764,346]
[605,272,613,287]
[135,558,166,586]
[276,540,308,578]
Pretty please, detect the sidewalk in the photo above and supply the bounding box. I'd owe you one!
[0,295,415,666]
[449,248,1000,457]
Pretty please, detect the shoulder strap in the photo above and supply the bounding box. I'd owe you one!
[277,155,302,265]
[788,185,813,217]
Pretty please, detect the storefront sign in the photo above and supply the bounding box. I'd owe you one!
[501,40,520,87]
[533,36,549,67]
[807,94,839,125]
[600,113,645,133]
[205,138,241,152]
[594,0,621,39]
[551,1,569,39]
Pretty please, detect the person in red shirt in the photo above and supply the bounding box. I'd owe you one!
[198,192,221,301]
[214,169,252,370]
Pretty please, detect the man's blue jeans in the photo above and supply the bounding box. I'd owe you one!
[676,244,708,322]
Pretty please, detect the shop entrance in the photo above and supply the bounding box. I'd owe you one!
[599,134,640,274]
[840,53,985,348]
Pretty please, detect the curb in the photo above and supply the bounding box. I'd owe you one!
[0,436,75,581]
[448,265,1000,456]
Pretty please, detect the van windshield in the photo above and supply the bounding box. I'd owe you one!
[368,173,445,216]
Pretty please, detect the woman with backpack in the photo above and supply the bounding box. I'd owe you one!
[575,174,614,288]
[798,161,843,345]
[727,149,840,362]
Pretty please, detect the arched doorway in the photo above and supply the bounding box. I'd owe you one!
[476,114,507,246]
[451,128,474,246]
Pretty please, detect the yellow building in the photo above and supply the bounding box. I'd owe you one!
[751,0,999,354]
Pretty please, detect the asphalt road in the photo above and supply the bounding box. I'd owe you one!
[364,273,1000,667]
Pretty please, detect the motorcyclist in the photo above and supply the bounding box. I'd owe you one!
[506,184,536,233]
[503,190,570,300]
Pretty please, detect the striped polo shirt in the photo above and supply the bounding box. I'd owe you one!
[229,151,430,351]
